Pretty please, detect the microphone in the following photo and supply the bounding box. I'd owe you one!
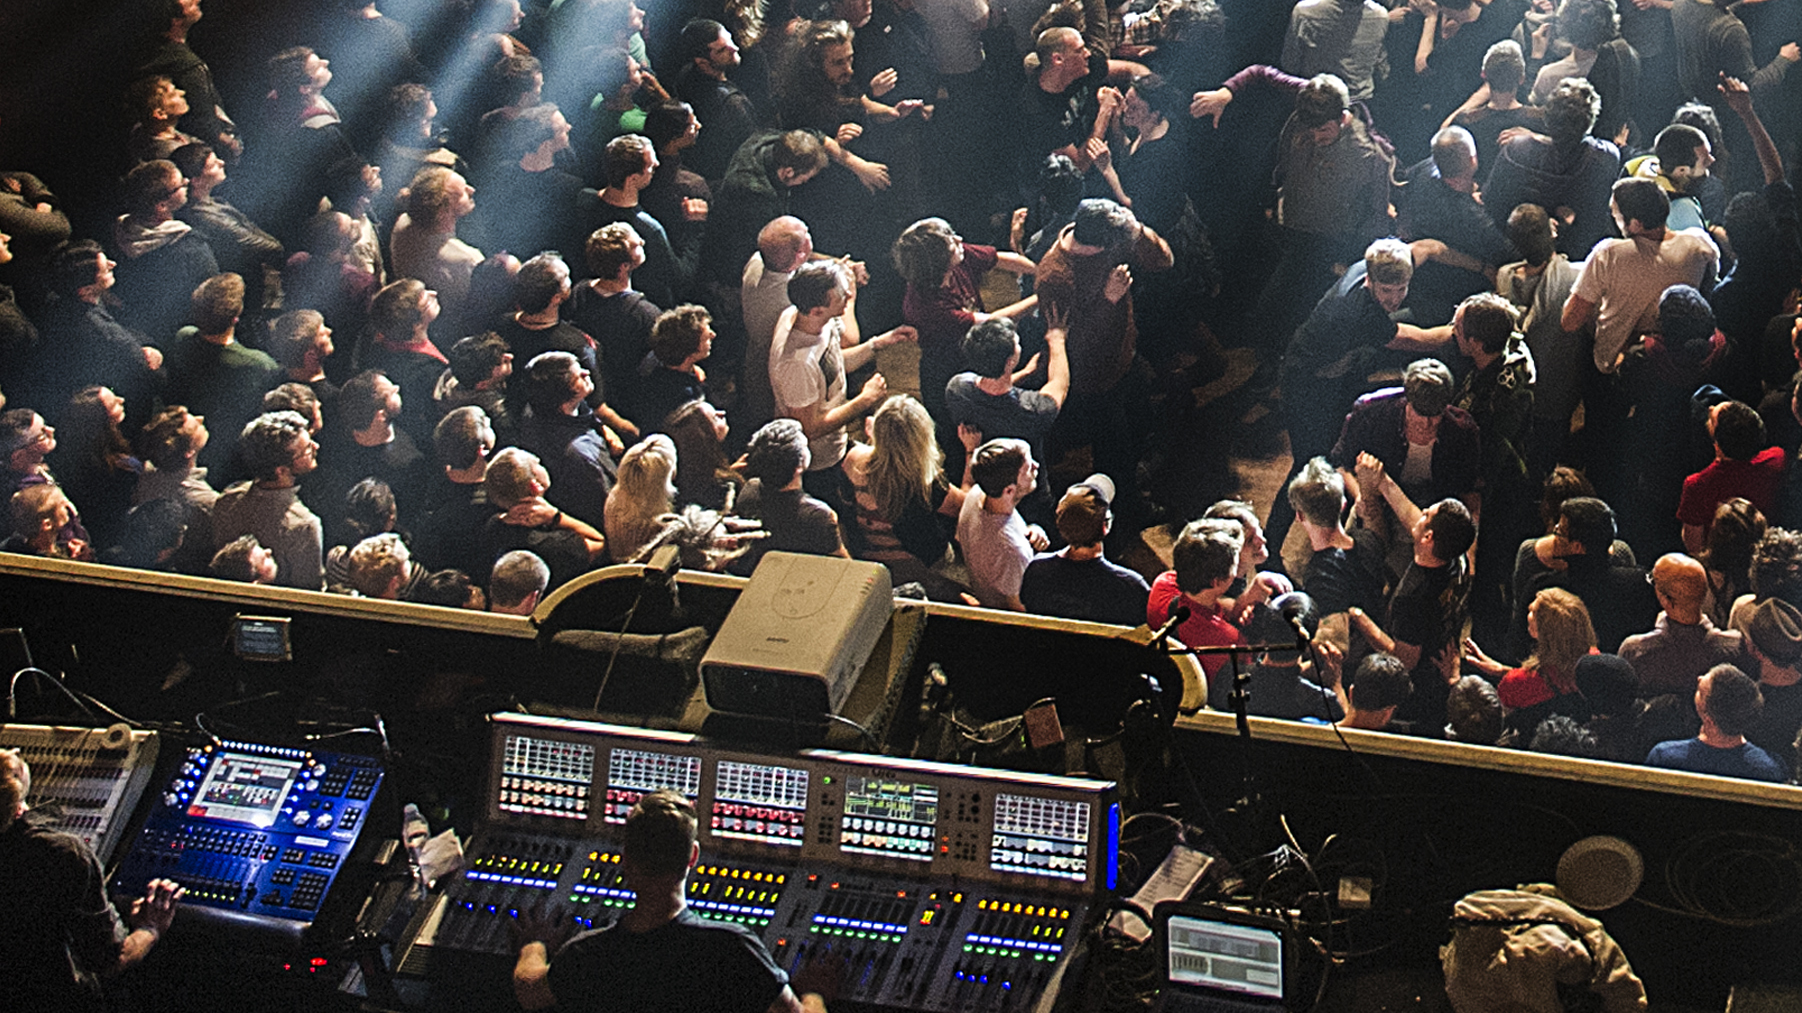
[1151,604,1190,647]
[1279,595,1313,645]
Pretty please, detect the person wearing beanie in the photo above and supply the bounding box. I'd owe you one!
[1020,475,1148,626]
[1574,652,1648,763]
[1743,597,1802,777]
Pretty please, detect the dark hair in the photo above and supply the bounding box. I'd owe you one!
[644,100,697,149]
[1544,77,1601,145]
[409,568,480,608]
[1425,498,1476,563]
[1127,72,1188,121]
[1447,676,1502,744]
[1702,664,1763,737]
[1559,0,1619,50]
[1528,715,1599,757]
[1612,176,1669,231]
[1540,466,1595,532]
[1750,527,1802,602]
[649,305,712,366]
[342,477,397,542]
[337,370,394,433]
[1559,496,1617,553]
[1457,293,1516,354]
[123,159,181,215]
[1506,203,1556,267]
[1712,401,1766,461]
[1292,73,1349,128]
[603,134,654,189]
[435,406,493,470]
[1658,284,1715,347]
[622,788,698,877]
[1171,518,1241,595]
[523,351,583,416]
[1652,122,1707,174]
[496,54,544,101]
[169,142,213,183]
[50,240,108,297]
[788,260,849,313]
[450,333,511,387]
[239,411,313,481]
[680,18,729,62]
[744,417,808,484]
[969,439,1029,498]
[1072,199,1134,249]
[1246,591,1318,645]
[771,130,829,176]
[138,406,199,470]
[961,319,1019,378]
[514,252,569,313]
[504,102,565,159]
[1038,154,1085,215]
[1349,653,1412,710]
[102,499,187,569]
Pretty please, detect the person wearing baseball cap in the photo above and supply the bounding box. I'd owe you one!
[1743,597,1802,777]
[1019,474,1148,626]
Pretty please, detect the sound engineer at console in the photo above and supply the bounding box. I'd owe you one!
[512,788,830,1013]
[0,747,185,1010]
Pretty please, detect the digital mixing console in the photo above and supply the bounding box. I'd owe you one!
[395,714,1118,1012]
[0,722,161,866]
[111,737,389,948]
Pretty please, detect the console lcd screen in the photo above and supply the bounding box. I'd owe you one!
[187,752,304,827]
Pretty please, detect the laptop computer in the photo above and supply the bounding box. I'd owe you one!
[1151,902,1292,1013]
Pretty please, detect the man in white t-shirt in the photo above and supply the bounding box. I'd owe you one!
[956,437,1049,610]
[1562,176,1718,375]
[768,260,916,499]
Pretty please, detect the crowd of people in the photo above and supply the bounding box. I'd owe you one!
[2,0,1802,779]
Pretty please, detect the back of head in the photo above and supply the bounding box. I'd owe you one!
[603,134,654,189]
[1055,479,1111,548]
[337,369,392,433]
[410,568,479,608]
[123,159,180,216]
[1038,154,1084,215]
[1457,293,1517,354]
[523,351,580,416]
[1573,653,1640,716]
[1560,0,1620,50]
[1071,198,1134,250]
[169,142,213,185]
[268,309,326,371]
[1612,176,1669,231]
[1750,527,1802,602]
[1540,465,1595,532]
[1651,122,1706,175]
[1363,238,1413,287]
[772,129,828,177]
[622,788,697,878]
[435,405,492,470]
[1559,496,1616,554]
[891,218,958,290]
[1349,653,1412,711]
[263,383,320,424]
[371,278,427,338]
[1747,597,1802,666]
[586,221,642,278]
[191,273,246,333]
[1288,456,1346,529]
[650,305,711,367]
[744,418,808,485]
[1711,400,1765,461]
[681,18,729,63]
[644,101,695,149]
[1431,126,1478,180]
[1171,517,1242,596]
[616,434,678,508]
[1658,283,1715,354]
[239,411,310,481]
[1446,675,1502,744]
[10,483,64,540]
[401,164,458,220]
[756,217,810,269]
[1247,590,1318,645]
[1402,359,1456,418]
[1483,38,1527,94]
[1529,715,1599,757]
[138,406,198,471]
[50,240,106,298]
[484,447,542,508]
[788,259,849,313]
[1425,497,1477,563]
[514,253,569,314]
[490,550,551,611]
[505,102,565,160]
[1543,77,1601,145]
[1703,664,1762,737]
[1506,203,1556,267]
[1292,74,1349,129]
[449,332,511,387]
[345,531,409,597]
[961,318,1020,379]
[969,439,1028,499]
[342,477,397,542]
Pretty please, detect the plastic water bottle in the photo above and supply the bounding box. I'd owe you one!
[402,803,430,889]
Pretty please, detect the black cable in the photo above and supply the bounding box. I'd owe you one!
[591,583,649,714]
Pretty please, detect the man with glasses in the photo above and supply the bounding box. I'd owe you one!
[111,159,219,345]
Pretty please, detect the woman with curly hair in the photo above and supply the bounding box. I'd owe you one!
[840,394,969,599]
[1465,587,1598,741]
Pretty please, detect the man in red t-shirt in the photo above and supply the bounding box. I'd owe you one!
[1678,399,1785,553]
[1148,517,1247,697]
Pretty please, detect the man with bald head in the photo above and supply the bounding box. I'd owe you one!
[1620,553,1745,699]
[741,216,815,434]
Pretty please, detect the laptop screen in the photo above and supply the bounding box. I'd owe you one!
[1165,913,1285,1000]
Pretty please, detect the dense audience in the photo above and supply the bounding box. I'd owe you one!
[5,0,1802,779]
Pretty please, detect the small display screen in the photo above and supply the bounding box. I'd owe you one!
[711,760,808,846]
[231,616,291,662]
[1166,915,1284,1000]
[604,748,702,824]
[840,776,937,861]
[187,752,303,827]
[990,793,1090,881]
[498,735,594,821]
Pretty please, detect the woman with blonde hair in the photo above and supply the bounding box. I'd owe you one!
[841,394,968,598]
[606,433,756,568]
[1465,587,1597,741]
